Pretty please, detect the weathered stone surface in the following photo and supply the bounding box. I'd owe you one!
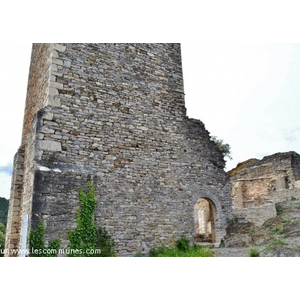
[38,140,62,152]
[216,198,300,257]
[53,44,66,53]
[6,43,233,256]
[229,151,300,225]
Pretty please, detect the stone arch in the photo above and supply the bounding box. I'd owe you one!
[192,191,223,245]
[194,198,216,243]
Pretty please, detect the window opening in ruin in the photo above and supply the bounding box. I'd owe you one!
[194,198,216,243]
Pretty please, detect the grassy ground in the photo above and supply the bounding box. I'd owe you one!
[148,237,214,257]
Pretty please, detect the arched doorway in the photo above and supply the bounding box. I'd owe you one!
[194,198,216,243]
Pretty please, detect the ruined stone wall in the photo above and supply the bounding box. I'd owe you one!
[5,44,53,256]
[7,43,232,256]
[21,44,52,145]
[230,152,300,226]
[5,147,25,256]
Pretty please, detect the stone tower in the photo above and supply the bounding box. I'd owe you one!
[5,43,232,256]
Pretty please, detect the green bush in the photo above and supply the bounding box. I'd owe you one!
[94,226,115,257]
[67,181,115,257]
[249,247,260,257]
[29,220,61,257]
[149,237,213,257]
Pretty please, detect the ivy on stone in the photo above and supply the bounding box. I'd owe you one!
[29,220,61,257]
[67,181,115,257]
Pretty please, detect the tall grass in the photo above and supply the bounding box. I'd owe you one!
[149,237,213,257]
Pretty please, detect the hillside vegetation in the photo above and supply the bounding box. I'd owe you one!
[0,197,8,225]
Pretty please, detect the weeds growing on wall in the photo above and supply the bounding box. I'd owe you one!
[29,220,61,257]
[264,238,288,252]
[67,181,115,257]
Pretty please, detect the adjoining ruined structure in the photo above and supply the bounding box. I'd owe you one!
[5,43,232,256]
[229,151,300,226]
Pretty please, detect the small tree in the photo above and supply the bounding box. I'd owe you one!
[68,181,115,257]
[211,136,232,160]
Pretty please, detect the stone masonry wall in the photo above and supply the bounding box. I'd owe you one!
[230,152,300,226]
[5,146,25,256]
[7,43,233,256]
[21,44,52,145]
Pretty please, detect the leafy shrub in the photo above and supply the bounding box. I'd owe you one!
[149,237,213,257]
[68,181,115,257]
[175,237,190,252]
[94,226,115,257]
[211,136,232,160]
[249,247,260,257]
[29,220,61,257]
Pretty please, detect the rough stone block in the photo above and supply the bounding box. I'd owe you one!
[52,58,63,66]
[295,180,300,189]
[38,140,62,152]
[53,43,66,53]
[52,50,58,58]
[50,81,63,89]
[40,126,55,134]
[48,97,61,107]
[43,111,54,121]
[49,87,58,96]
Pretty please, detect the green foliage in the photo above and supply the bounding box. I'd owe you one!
[175,237,190,252]
[0,222,6,257]
[0,197,9,225]
[67,181,115,257]
[29,220,61,257]
[265,238,288,252]
[290,196,300,201]
[226,217,238,225]
[211,136,232,160]
[249,247,260,257]
[94,226,115,257]
[268,225,283,235]
[219,238,225,248]
[275,204,284,215]
[149,237,213,257]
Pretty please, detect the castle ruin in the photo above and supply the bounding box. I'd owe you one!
[230,151,300,226]
[5,43,232,256]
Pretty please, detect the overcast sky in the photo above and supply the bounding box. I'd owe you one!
[1,43,300,198]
